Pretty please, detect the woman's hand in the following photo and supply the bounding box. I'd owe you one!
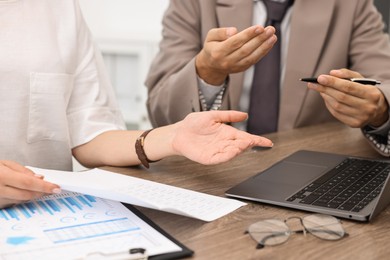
[0,160,61,208]
[172,110,273,165]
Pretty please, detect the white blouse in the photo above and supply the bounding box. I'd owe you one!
[0,0,126,170]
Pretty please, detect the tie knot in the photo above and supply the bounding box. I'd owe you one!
[263,0,293,25]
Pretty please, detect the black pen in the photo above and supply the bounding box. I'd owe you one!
[300,77,381,85]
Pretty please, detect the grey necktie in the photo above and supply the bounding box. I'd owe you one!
[247,0,293,135]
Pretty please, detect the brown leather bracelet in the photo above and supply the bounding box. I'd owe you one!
[135,129,158,168]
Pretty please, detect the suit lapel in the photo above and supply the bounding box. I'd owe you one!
[279,0,336,130]
[216,0,253,109]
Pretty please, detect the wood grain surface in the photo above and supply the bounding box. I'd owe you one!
[103,122,390,260]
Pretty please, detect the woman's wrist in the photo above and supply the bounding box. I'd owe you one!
[135,129,159,168]
[142,123,181,162]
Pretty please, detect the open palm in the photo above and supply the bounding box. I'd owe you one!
[172,111,273,165]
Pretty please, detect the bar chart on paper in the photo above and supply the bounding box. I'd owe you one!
[0,193,99,221]
[0,192,181,260]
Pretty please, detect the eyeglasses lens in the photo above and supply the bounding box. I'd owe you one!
[247,219,290,246]
[302,214,345,240]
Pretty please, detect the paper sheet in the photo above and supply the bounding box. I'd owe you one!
[30,167,246,222]
[0,191,181,260]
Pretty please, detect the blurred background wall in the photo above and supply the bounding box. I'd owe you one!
[79,0,169,130]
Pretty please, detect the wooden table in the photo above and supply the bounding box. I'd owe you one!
[103,122,390,260]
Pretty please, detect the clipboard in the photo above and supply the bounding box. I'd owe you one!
[0,191,193,260]
[122,203,194,260]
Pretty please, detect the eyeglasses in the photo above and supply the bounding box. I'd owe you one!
[245,214,348,249]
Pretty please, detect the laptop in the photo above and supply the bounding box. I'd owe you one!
[225,150,390,222]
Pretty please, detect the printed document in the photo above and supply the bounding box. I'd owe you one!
[0,191,181,260]
[30,167,246,222]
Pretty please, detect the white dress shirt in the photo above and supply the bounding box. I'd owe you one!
[0,0,125,170]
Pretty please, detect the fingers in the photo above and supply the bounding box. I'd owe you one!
[7,173,60,195]
[0,163,61,204]
[205,25,275,65]
[206,27,238,42]
[226,26,276,64]
[193,110,272,145]
[218,125,274,152]
[320,93,365,127]
[1,160,36,176]
[320,92,359,117]
[1,181,60,203]
[309,72,387,127]
[249,135,274,148]
[233,128,274,148]
[1,185,46,202]
[314,74,384,112]
[197,25,276,84]
[311,74,379,100]
[225,25,273,52]
[175,111,275,165]
[201,132,273,165]
[0,198,20,209]
[208,110,249,123]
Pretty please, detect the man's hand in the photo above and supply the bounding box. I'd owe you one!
[307,68,389,128]
[196,25,277,85]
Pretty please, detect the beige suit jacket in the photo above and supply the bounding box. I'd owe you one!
[146,0,390,132]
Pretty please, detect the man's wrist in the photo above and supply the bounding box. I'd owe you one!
[195,52,227,85]
[365,109,390,136]
[370,97,389,127]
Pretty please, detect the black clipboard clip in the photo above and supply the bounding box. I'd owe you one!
[81,247,148,259]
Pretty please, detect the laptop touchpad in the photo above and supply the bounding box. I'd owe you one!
[255,161,327,186]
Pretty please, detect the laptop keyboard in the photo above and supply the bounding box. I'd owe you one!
[286,158,390,212]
